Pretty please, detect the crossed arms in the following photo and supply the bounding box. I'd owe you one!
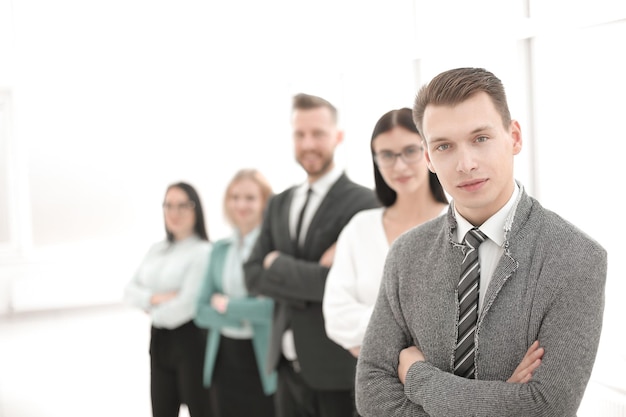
[355,230,607,417]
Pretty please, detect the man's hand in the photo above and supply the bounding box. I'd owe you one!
[263,251,280,269]
[319,243,336,267]
[507,340,544,383]
[398,346,425,384]
[211,293,229,314]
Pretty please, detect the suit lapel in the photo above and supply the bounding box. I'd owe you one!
[282,187,298,254]
[480,190,529,318]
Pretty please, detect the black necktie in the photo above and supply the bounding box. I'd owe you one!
[454,227,487,379]
[294,188,313,251]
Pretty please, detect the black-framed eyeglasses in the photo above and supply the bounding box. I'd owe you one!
[373,145,424,168]
[163,201,196,213]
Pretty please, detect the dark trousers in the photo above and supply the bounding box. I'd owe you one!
[213,335,275,417]
[150,321,216,417]
[275,357,355,417]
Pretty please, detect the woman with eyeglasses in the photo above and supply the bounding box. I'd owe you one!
[124,182,215,417]
[323,107,448,372]
[194,169,276,417]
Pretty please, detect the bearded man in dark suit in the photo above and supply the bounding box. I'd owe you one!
[244,93,379,417]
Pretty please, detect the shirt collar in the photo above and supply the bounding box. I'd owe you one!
[454,183,520,246]
[227,226,261,248]
[242,226,261,248]
[171,234,201,245]
[297,164,343,197]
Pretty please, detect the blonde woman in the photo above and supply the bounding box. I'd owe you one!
[195,169,275,417]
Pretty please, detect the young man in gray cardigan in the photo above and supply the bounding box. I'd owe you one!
[355,67,607,417]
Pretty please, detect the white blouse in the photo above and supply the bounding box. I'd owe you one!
[323,208,389,350]
[124,235,211,329]
[323,206,447,350]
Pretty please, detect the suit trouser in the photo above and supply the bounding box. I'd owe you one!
[150,321,215,417]
[213,335,275,417]
[275,356,355,417]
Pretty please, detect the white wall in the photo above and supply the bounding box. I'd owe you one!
[0,0,421,312]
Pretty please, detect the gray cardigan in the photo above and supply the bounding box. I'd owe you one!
[355,187,607,417]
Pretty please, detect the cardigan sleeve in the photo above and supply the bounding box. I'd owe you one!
[195,297,274,329]
[401,242,607,417]
[196,239,275,329]
[223,297,274,325]
[195,241,240,330]
[356,217,608,417]
[355,246,429,416]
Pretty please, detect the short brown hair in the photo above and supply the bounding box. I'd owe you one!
[292,93,338,123]
[223,169,274,226]
[412,68,511,137]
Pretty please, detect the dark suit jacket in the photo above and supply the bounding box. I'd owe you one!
[244,173,379,390]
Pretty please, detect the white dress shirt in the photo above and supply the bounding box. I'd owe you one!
[454,183,520,311]
[220,227,260,339]
[289,165,343,246]
[283,165,344,360]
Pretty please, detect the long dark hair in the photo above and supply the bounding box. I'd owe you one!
[164,182,209,242]
[371,108,448,207]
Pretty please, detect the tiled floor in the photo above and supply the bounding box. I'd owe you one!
[0,303,624,417]
[0,303,190,417]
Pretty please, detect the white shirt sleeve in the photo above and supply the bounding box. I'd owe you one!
[123,244,160,311]
[323,209,387,349]
[150,242,211,328]
[124,238,212,329]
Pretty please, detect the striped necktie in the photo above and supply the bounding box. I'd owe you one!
[454,227,487,379]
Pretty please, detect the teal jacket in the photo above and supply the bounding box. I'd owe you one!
[194,238,277,395]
